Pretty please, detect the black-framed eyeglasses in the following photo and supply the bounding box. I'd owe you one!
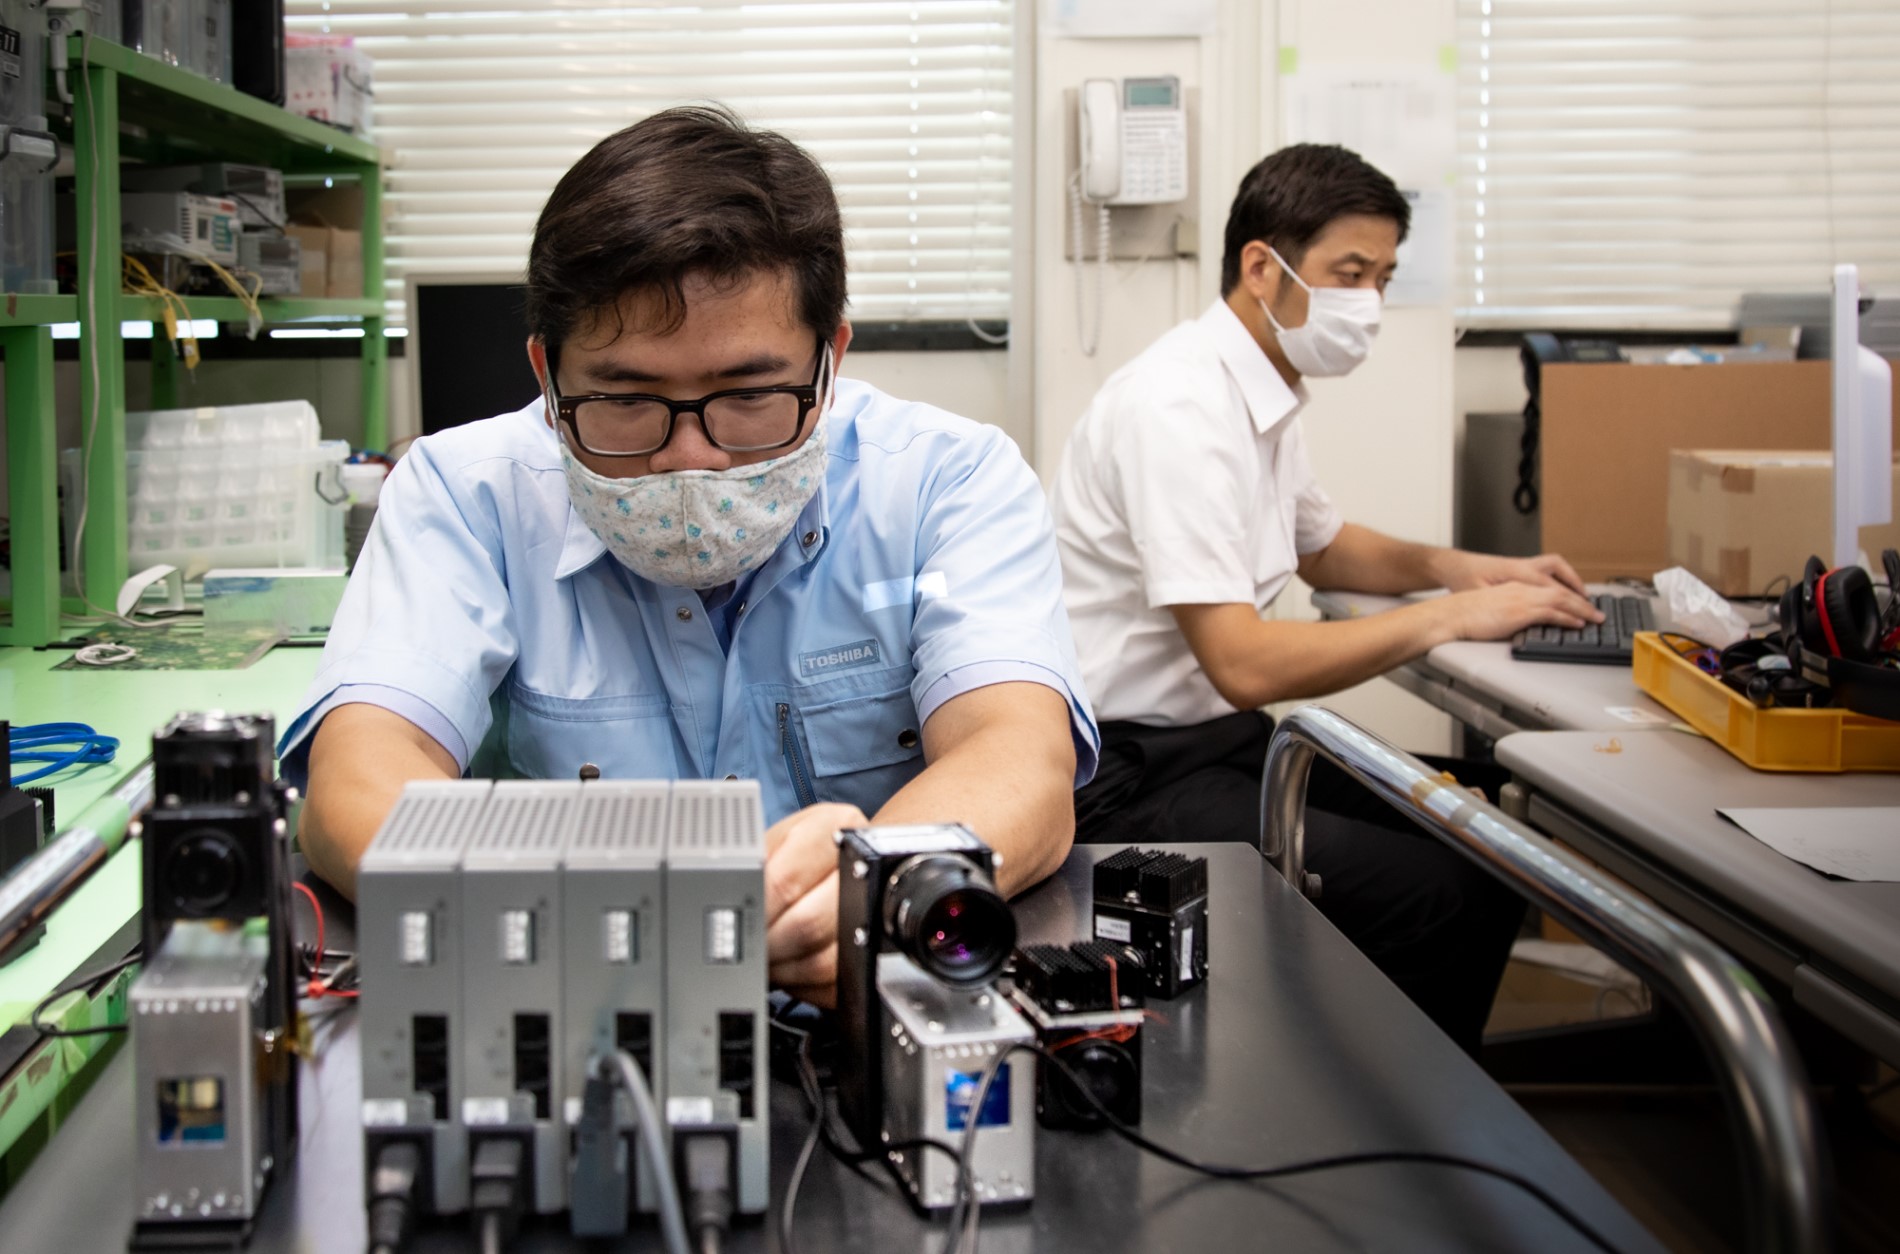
[549,338,831,458]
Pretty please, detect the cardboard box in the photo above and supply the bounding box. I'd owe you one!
[1540,361,1900,582]
[283,223,362,299]
[1667,450,1900,596]
[285,224,329,298]
[286,184,367,299]
[326,227,362,299]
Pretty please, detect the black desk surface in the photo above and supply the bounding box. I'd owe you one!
[0,844,1662,1253]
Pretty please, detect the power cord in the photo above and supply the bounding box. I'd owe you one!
[771,1018,964,1254]
[29,949,142,1039]
[1068,172,1110,357]
[365,1139,421,1254]
[468,1136,525,1254]
[602,1047,691,1254]
[1018,1040,1626,1254]
[678,1132,734,1254]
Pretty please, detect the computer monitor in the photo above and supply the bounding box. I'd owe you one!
[1832,264,1894,568]
[404,275,543,438]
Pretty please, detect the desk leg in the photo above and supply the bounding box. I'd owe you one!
[0,326,60,647]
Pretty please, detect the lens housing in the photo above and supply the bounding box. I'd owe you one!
[163,830,247,915]
[883,853,1015,988]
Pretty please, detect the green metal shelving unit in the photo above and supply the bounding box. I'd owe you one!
[0,35,386,647]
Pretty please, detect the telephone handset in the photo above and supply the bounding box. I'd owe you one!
[1072,76,1188,357]
[1079,76,1188,206]
[1080,80,1122,201]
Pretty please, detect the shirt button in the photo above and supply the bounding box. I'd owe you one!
[897,728,919,750]
[676,606,693,623]
[724,773,739,781]
[736,601,747,615]
[801,531,818,547]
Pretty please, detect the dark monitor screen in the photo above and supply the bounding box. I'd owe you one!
[412,282,542,435]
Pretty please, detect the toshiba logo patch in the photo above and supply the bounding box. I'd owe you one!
[799,638,882,677]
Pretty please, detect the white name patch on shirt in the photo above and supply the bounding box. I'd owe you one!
[862,571,949,613]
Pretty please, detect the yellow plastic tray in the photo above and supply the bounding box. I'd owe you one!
[1631,632,1900,773]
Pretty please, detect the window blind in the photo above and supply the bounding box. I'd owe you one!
[1457,0,1900,329]
[283,1,1014,326]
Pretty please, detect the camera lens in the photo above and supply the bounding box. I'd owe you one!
[885,854,1015,987]
[165,831,245,915]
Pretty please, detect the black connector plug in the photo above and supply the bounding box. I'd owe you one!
[469,1135,528,1252]
[366,1138,423,1254]
[676,1129,737,1252]
[570,1068,629,1236]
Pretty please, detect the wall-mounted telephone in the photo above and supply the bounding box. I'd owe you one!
[1071,76,1188,357]
[1079,76,1189,206]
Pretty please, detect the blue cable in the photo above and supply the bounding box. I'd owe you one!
[7,723,120,787]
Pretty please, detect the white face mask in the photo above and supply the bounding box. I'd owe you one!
[562,416,829,589]
[1259,248,1382,378]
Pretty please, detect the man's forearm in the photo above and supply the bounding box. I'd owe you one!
[1300,522,1453,595]
[1177,599,1457,710]
[871,688,1078,897]
[300,703,459,898]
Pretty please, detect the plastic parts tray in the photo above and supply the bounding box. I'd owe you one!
[1631,631,1900,773]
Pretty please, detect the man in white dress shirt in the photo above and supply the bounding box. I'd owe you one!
[1052,144,1602,1052]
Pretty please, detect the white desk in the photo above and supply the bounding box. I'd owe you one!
[1310,588,1676,736]
[1498,729,1900,1067]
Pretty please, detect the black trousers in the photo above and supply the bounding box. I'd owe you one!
[1074,711,1525,1056]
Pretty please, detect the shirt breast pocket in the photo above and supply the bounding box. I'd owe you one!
[503,680,677,781]
[783,685,926,816]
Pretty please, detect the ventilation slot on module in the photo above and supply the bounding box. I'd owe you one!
[614,1012,654,1085]
[412,1014,450,1120]
[512,1013,552,1120]
[718,1012,756,1120]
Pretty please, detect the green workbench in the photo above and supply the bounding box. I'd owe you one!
[0,640,320,1191]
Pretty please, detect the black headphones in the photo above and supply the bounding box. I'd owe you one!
[1717,638,1827,710]
[1777,550,1900,721]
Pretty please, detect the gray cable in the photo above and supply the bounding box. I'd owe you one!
[606,1048,691,1254]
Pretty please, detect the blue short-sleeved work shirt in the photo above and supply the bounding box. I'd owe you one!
[278,380,1099,823]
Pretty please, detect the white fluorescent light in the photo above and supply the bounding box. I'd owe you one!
[269,327,367,340]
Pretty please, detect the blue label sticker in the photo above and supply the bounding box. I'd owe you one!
[945,1064,1011,1132]
[798,638,882,678]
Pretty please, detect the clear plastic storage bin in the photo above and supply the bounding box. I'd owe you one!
[123,0,190,68]
[0,0,58,293]
[65,401,348,581]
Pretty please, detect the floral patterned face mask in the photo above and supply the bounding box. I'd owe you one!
[561,416,828,589]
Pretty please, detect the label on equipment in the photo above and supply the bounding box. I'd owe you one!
[945,1064,1012,1131]
[1094,915,1132,943]
[361,1099,409,1127]
[864,826,975,856]
[667,1097,715,1126]
[1604,706,1669,726]
[462,1098,511,1126]
[0,26,20,79]
[1179,926,1196,981]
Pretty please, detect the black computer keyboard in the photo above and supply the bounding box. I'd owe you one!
[1510,594,1657,665]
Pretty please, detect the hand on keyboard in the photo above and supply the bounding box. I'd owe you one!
[1438,551,1590,599]
[1441,581,1604,643]
[1510,594,1659,666]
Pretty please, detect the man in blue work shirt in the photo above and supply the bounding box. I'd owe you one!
[281,107,1098,1006]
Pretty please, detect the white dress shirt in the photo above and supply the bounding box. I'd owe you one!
[1052,299,1345,727]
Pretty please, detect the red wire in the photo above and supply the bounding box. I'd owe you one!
[291,881,358,999]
